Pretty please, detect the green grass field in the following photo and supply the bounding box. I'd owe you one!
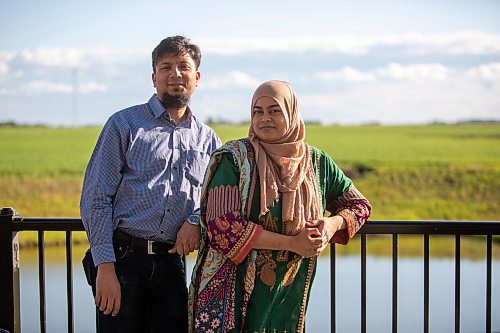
[1,124,499,252]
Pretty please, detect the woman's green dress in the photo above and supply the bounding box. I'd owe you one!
[188,139,371,333]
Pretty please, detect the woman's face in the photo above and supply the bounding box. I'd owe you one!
[252,96,288,142]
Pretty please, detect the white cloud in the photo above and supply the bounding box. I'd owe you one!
[316,63,455,83]
[0,52,16,76]
[0,87,16,96]
[21,80,107,95]
[199,32,500,55]
[300,73,500,125]
[11,32,500,73]
[202,70,260,89]
[0,51,16,62]
[316,67,376,82]
[466,62,500,82]
[20,47,145,68]
[23,80,73,94]
[0,62,8,76]
[79,82,107,94]
[21,48,86,68]
[375,63,453,82]
[300,82,499,125]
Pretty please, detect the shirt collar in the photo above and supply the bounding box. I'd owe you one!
[148,94,167,119]
[148,94,194,127]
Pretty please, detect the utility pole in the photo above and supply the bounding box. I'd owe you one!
[72,67,78,127]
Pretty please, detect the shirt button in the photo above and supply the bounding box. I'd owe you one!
[173,166,177,170]
[172,186,176,190]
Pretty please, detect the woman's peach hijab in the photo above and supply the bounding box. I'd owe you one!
[249,80,321,235]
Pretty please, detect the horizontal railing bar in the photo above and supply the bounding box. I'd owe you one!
[360,221,500,235]
[12,218,500,234]
[12,218,85,231]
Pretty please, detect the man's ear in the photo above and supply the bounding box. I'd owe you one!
[152,72,157,88]
[196,71,201,85]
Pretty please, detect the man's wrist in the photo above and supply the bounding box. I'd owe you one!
[98,262,115,271]
[186,214,201,226]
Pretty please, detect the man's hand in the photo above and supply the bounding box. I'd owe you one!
[95,262,121,316]
[168,221,201,255]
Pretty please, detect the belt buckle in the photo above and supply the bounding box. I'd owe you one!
[147,240,155,254]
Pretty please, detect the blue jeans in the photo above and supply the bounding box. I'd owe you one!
[82,244,188,333]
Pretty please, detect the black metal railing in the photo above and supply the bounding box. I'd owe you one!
[0,208,84,333]
[1,207,499,333]
[332,221,500,333]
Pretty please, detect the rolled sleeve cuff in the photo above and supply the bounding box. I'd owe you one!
[90,243,116,267]
[331,209,359,245]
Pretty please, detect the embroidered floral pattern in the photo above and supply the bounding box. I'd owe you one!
[206,211,263,264]
[328,185,372,245]
[189,140,257,333]
[194,259,237,332]
[283,255,302,287]
[256,250,277,289]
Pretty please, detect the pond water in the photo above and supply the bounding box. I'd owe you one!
[17,249,500,332]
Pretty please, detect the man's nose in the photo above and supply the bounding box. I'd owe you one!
[170,67,181,77]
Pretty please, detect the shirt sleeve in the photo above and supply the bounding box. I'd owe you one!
[203,153,263,264]
[80,114,129,266]
[320,150,372,245]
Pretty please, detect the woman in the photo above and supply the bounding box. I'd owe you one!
[189,80,371,332]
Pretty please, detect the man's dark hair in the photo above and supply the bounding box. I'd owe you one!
[152,36,201,72]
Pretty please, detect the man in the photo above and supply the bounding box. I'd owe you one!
[81,36,221,332]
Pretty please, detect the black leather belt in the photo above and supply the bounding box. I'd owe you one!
[113,229,176,256]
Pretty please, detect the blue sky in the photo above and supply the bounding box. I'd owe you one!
[1,0,499,126]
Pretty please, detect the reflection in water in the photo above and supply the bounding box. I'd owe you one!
[18,249,500,333]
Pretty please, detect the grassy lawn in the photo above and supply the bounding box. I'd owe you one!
[1,124,499,251]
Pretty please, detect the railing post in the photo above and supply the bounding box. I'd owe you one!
[0,207,21,333]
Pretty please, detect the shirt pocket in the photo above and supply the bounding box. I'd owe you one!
[125,128,170,173]
[185,149,211,187]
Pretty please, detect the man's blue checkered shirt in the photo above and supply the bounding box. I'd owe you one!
[80,95,221,266]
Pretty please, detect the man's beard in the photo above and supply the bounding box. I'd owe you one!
[160,92,191,109]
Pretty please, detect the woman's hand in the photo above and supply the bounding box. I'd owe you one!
[290,227,324,257]
[307,216,346,254]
